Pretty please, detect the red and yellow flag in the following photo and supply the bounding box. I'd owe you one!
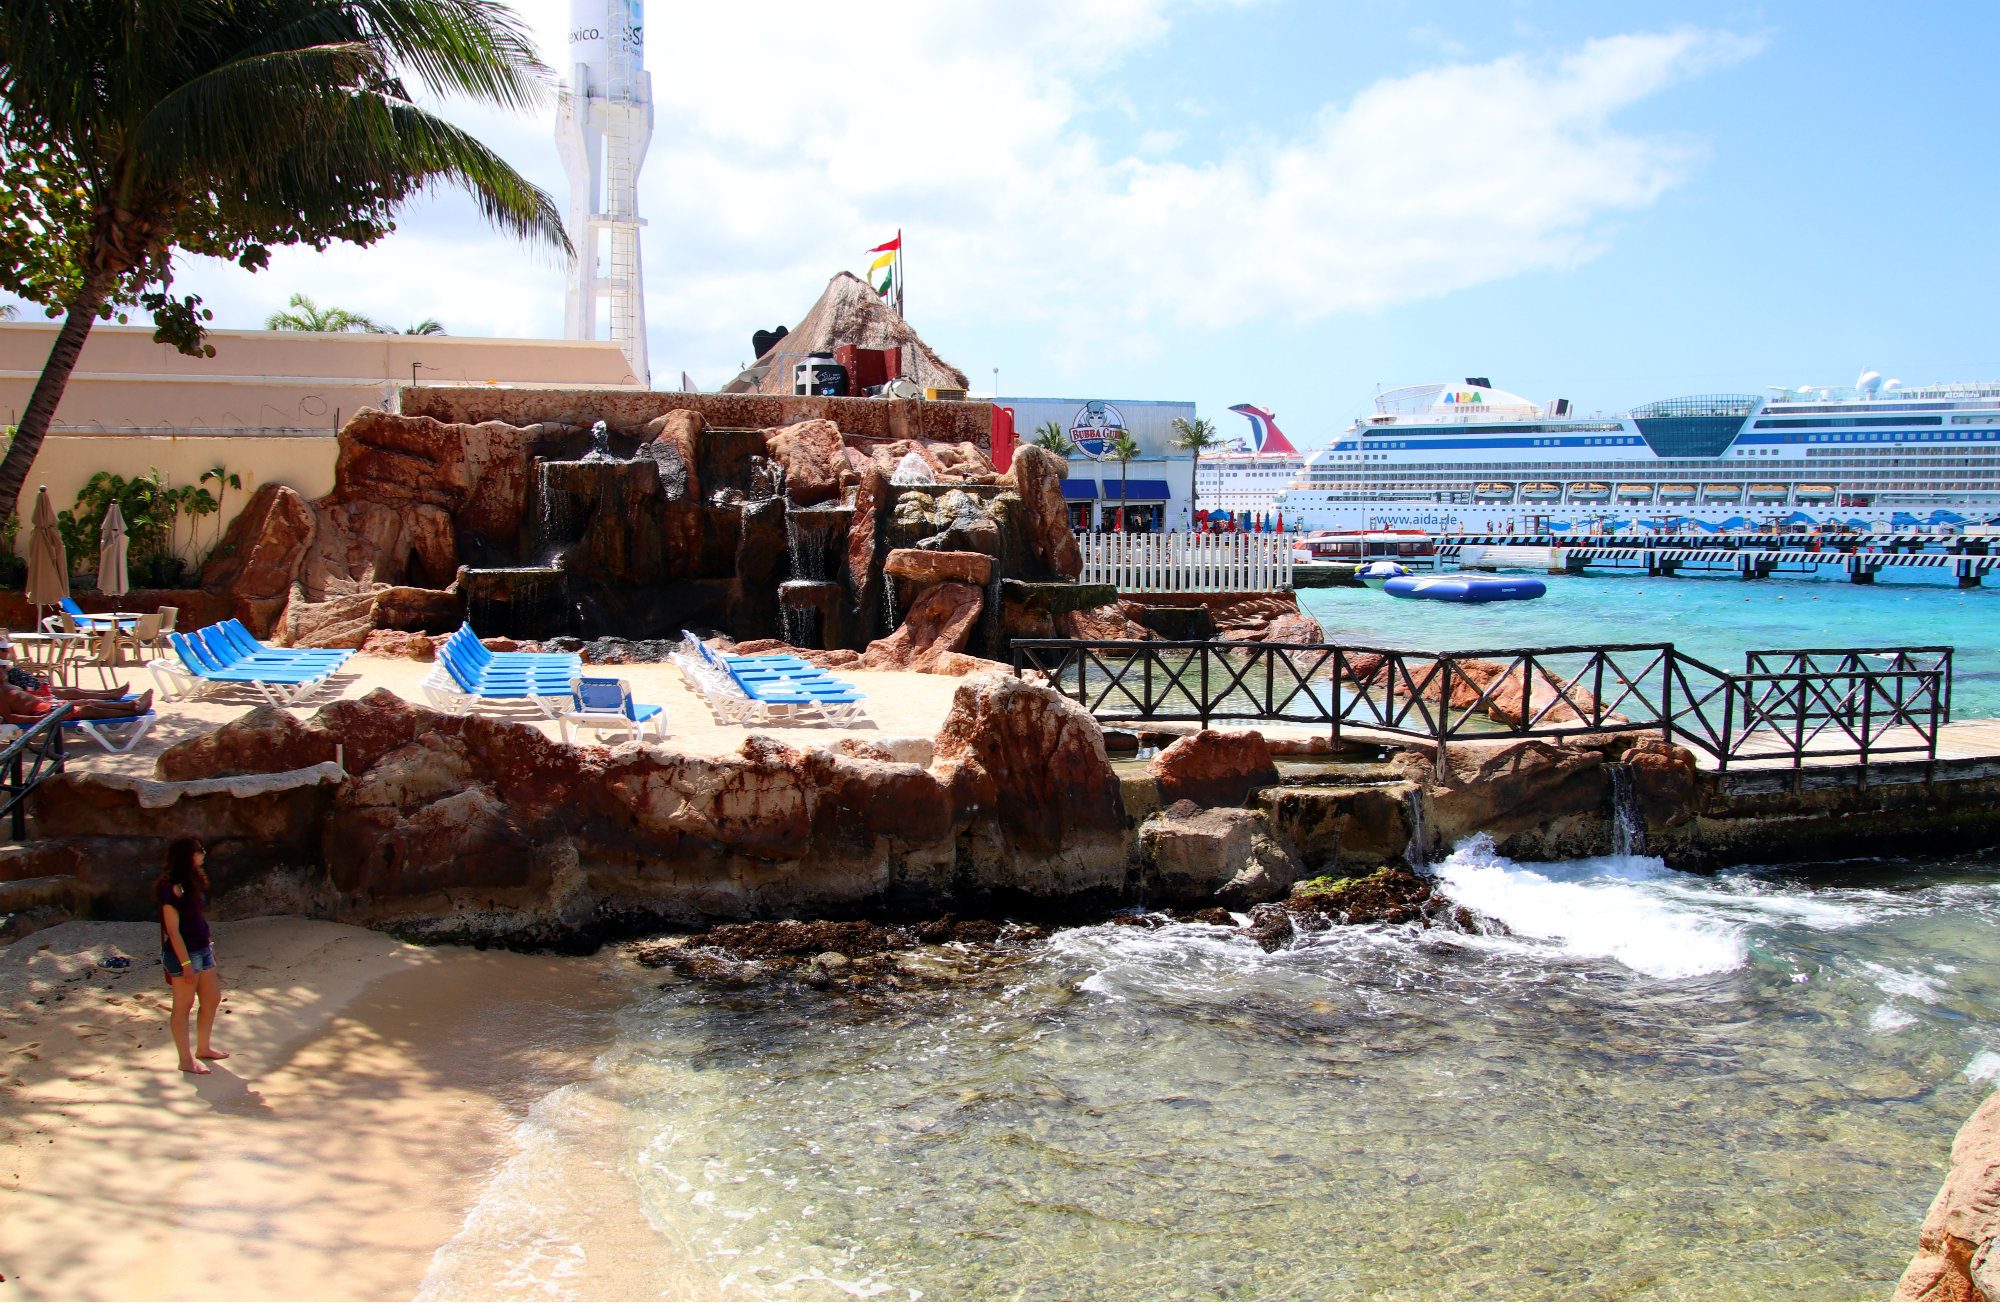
[869,231,901,297]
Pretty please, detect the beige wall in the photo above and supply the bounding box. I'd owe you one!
[20,434,337,562]
[0,323,640,435]
[2,323,642,558]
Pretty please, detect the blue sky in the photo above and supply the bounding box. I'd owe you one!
[24,1,1999,450]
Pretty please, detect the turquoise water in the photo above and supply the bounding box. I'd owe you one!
[1299,569,2000,717]
[425,847,2000,1301]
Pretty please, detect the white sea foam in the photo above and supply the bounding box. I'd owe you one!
[1432,836,1747,980]
[1965,1051,2000,1083]
[1860,962,1947,1004]
[1870,1003,1917,1032]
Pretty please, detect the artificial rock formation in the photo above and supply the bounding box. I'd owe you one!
[1003,445,1083,581]
[1140,802,1302,908]
[883,548,993,589]
[862,581,984,673]
[29,674,1132,943]
[1148,729,1280,807]
[765,418,848,507]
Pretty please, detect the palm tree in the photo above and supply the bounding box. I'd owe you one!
[1104,431,1142,532]
[403,318,446,335]
[1171,416,1225,531]
[265,292,384,333]
[0,304,17,321]
[1032,420,1075,458]
[0,0,568,514]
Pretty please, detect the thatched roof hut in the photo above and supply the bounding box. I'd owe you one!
[723,271,969,397]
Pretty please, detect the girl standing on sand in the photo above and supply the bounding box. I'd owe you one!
[157,836,227,1075]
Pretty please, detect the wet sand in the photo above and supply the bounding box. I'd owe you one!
[0,918,636,1301]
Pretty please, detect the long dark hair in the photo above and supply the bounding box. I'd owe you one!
[155,836,208,900]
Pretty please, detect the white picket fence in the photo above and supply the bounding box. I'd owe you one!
[1078,532,1296,593]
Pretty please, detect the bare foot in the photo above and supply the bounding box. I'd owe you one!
[196,1048,229,1060]
[179,1062,212,1075]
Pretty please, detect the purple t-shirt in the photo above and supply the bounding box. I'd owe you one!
[157,880,210,953]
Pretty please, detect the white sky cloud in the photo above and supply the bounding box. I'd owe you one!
[148,4,1759,389]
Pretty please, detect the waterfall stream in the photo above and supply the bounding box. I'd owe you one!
[1608,763,1644,857]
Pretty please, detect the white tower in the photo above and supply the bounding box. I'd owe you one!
[556,0,652,385]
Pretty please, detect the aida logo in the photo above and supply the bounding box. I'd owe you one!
[1445,391,1486,405]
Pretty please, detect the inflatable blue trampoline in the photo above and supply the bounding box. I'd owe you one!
[1383,574,1546,603]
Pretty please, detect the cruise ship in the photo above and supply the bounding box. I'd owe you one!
[1194,404,1307,518]
[1274,374,2000,534]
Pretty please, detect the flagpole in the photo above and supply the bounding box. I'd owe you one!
[895,229,905,318]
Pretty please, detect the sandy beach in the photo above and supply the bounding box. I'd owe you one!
[0,917,637,1302]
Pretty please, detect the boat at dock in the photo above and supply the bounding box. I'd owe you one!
[1275,373,2000,534]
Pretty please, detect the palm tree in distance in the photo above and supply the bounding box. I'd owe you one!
[1105,431,1142,532]
[403,318,446,335]
[265,292,384,333]
[1032,420,1075,458]
[0,0,567,514]
[1171,416,1224,531]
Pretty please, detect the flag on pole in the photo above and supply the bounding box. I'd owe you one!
[868,231,904,312]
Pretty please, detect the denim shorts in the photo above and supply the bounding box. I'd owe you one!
[162,944,215,979]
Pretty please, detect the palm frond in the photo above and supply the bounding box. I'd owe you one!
[131,42,386,181]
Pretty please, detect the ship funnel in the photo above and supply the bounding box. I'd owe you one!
[1857,370,1883,397]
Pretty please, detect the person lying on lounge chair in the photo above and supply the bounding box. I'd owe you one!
[0,679,152,725]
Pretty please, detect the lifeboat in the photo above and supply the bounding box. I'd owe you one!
[1748,483,1790,504]
[1520,482,1563,503]
[1568,481,1612,503]
[1658,483,1698,503]
[1474,482,1515,502]
[1795,484,1837,503]
[1615,483,1655,503]
[1702,483,1744,503]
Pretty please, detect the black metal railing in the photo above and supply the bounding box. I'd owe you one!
[0,705,68,839]
[1010,639,1952,776]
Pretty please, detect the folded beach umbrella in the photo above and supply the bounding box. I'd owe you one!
[23,485,69,620]
[97,501,130,599]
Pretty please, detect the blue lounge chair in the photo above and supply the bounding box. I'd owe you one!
[215,620,352,669]
[195,624,349,673]
[722,662,865,724]
[559,676,665,745]
[62,705,156,753]
[683,630,814,673]
[420,640,575,716]
[154,633,332,706]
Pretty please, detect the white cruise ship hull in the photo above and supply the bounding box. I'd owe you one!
[1277,379,2000,535]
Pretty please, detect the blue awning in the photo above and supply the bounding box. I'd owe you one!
[1104,478,1171,502]
[1059,478,1097,501]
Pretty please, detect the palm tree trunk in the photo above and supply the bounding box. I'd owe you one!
[1120,461,1129,532]
[1189,451,1200,532]
[0,284,110,515]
